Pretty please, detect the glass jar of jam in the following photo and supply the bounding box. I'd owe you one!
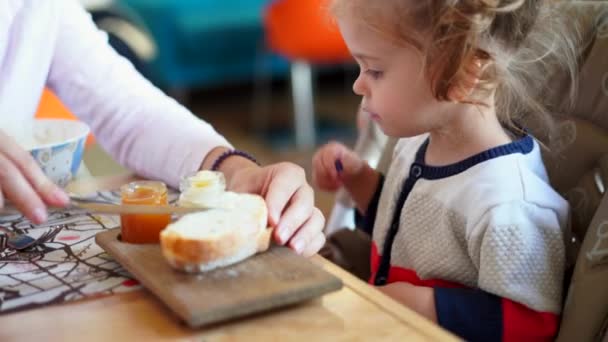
[120,181,171,244]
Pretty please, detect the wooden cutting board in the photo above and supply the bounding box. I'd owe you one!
[95,229,343,328]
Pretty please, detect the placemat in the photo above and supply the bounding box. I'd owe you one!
[0,189,177,314]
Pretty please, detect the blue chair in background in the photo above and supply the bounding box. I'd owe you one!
[116,0,288,91]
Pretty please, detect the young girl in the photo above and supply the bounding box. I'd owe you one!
[313,0,578,340]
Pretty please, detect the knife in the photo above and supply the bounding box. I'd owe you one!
[67,201,213,215]
[0,201,213,216]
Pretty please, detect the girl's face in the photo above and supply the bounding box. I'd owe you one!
[338,16,450,138]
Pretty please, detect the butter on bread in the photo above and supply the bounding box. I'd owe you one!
[161,171,272,272]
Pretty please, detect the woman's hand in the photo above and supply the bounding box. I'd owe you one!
[201,147,326,257]
[229,163,326,257]
[0,130,70,223]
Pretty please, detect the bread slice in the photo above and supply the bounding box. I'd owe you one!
[160,192,272,273]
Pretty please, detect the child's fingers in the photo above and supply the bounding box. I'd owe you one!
[311,152,325,188]
[312,164,341,191]
[312,159,341,191]
[337,147,363,180]
[313,141,360,191]
[319,145,343,188]
[311,151,325,186]
[325,142,361,182]
[312,146,342,191]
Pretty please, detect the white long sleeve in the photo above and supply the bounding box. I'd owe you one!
[0,0,232,188]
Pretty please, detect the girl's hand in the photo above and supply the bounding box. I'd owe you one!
[312,141,365,192]
[0,130,70,224]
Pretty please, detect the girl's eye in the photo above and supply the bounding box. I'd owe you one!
[365,69,383,79]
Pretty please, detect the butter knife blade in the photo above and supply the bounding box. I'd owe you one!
[67,201,212,215]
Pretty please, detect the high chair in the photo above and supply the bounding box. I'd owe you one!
[322,2,608,339]
[545,2,608,340]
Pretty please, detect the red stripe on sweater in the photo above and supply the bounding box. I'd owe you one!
[370,242,560,340]
[369,242,464,288]
[502,299,559,342]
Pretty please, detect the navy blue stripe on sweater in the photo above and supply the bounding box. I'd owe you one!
[435,287,503,341]
[416,134,534,179]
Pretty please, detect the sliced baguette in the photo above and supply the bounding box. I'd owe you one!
[160,193,272,273]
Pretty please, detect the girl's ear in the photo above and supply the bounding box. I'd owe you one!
[447,58,485,103]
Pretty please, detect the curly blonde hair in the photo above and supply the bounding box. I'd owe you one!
[331,0,580,145]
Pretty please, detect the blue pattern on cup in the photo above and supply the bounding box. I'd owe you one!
[30,137,86,188]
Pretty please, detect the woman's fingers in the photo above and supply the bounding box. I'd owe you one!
[0,130,69,223]
[21,158,67,207]
[303,233,327,258]
[288,208,326,257]
[0,153,47,223]
[263,163,307,226]
[0,131,68,207]
[274,185,314,245]
[224,160,326,257]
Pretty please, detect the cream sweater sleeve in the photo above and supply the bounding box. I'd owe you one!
[468,200,566,314]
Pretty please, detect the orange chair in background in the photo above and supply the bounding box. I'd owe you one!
[264,0,351,148]
[35,88,95,146]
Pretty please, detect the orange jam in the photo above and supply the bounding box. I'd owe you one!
[120,181,171,244]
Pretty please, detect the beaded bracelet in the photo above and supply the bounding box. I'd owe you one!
[210,149,260,172]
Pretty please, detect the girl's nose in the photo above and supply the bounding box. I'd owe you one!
[352,73,367,96]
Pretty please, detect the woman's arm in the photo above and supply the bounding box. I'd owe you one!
[47,0,231,188]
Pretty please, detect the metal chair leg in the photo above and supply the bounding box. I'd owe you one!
[290,61,316,149]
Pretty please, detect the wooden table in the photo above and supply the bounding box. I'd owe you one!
[0,175,458,341]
